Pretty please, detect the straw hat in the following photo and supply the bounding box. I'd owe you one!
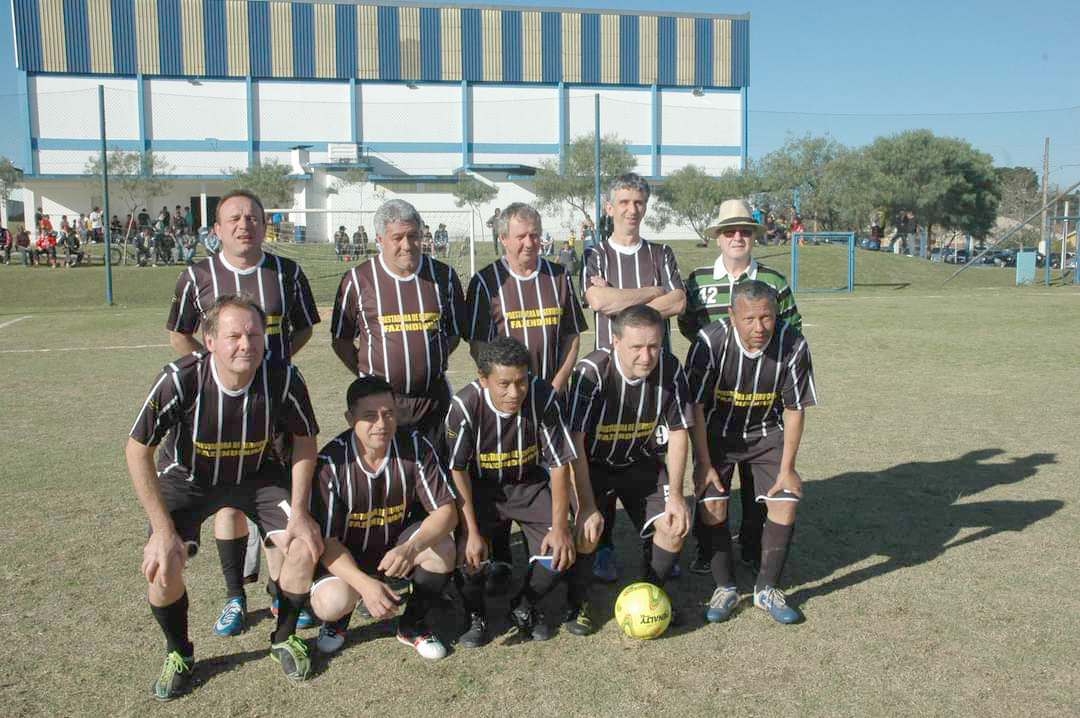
[704,199,765,239]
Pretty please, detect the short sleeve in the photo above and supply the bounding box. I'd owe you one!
[659,245,685,293]
[276,367,320,437]
[413,436,457,510]
[777,284,802,334]
[444,269,467,339]
[464,273,494,343]
[581,248,602,305]
[288,263,320,332]
[566,360,603,434]
[558,270,588,340]
[166,269,200,334]
[313,456,348,542]
[779,338,817,411]
[330,270,360,340]
[662,362,694,431]
[129,367,184,446]
[685,333,715,405]
[678,274,706,341]
[445,397,476,471]
[537,388,577,468]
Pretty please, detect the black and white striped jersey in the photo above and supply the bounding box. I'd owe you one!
[129,353,319,487]
[313,428,454,559]
[445,378,576,486]
[685,318,817,438]
[330,254,466,396]
[166,251,320,363]
[567,347,693,467]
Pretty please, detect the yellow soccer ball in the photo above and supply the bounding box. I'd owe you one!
[614,582,671,639]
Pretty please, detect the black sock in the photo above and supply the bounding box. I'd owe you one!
[597,494,616,550]
[757,520,794,590]
[520,563,559,606]
[567,552,594,607]
[271,589,309,644]
[458,570,486,616]
[216,537,247,599]
[401,568,450,630]
[708,520,735,587]
[693,511,711,557]
[151,593,193,657]
[490,522,513,564]
[646,545,679,587]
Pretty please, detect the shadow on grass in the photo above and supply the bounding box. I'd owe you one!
[787,448,1061,605]
[192,647,269,690]
[854,282,911,289]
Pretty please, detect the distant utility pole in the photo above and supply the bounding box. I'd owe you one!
[1042,137,1050,286]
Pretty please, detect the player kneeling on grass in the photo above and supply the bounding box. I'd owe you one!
[309,376,458,660]
[447,337,577,646]
[686,281,817,625]
[563,305,692,635]
[125,294,323,700]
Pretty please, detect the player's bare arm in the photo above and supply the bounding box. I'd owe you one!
[289,326,313,355]
[125,437,186,586]
[321,537,402,619]
[378,503,458,578]
[542,465,575,572]
[770,408,805,499]
[450,468,488,570]
[331,337,360,375]
[570,432,604,547]
[285,434,324,563]
[168,330,203,356]
[585,278,664,315]
[662,427,691,538]
[550,334,580,394]
[645,287,687,319]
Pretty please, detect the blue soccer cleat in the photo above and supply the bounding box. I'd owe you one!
[753,585,801,624]
[213,596,247,637]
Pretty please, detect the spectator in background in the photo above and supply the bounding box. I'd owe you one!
[17,227,31,265]
[138,208,151,227]
[433,223,449,257]
[173,205,184,231]
[89,206,104,242]
[487,207,501,255]
[184,206,195,232]
[136,227,153,266]
[334,225,348,260]
[60,215,71,234]
[39,231,58,268]
[791,215,806,244]
[110,215,122,237]
[63,227,84,267]
[0,225,11,264]
[39,212,53,236]
[353,225,368,256]
[558,241,578,290]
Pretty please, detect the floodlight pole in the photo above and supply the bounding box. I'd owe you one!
[594,94,601,232]
[99,84,113,305]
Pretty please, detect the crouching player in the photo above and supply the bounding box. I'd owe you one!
[310,376,457,659]
[126,295,322,700]
[447,337,577,646]
[563,305,692,635]
[686,280,817,624]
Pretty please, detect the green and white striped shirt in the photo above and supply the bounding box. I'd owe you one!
[678,258,801,341]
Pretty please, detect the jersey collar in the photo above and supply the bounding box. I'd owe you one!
[482,386,516,419]
[713,256,758,282]
[612,349,645,386]
[378,252,420,282]
[501,257,541,281]
[606,237,644,256]
[350,432,392,478]
[218,250,266,275]
[209,355,259,397]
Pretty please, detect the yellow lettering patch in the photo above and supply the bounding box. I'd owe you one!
[505,307,561,330]
[347,502,406,529]
[595,420,657,441]
[193,438,268,459]
[377,311,440,333]
[713,390,777,408]
[478,444,539,469]
[265,313,283,336]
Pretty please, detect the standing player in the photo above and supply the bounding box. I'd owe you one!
[330,199,466,452]
[563,305,692,635]
[310,376,457,659]
[165,189,321,636]
[686,281,816,624]
[447,337,577,646]
[465,202,587,584]
[581,173,686,582]
[679,198,802,576]
[127,295,322,699]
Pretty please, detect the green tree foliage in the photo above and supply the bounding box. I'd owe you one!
[818,148,878,231]
[647,166,759,240]
[533,134,637,223]
[85,149,174,239]
[451,173,499,225]
[757,134,842,226]
[227,159,295,209]
[0,157,23,202]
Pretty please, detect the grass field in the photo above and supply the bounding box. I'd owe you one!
[1,244,1078,717]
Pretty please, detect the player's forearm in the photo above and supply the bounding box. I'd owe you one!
[323,538,379,591]
[780,408,804,473]
[290,327,313,355]
[405,504,458,555]
[450,469,481,534]
[570,434,598,514]
[169,331,203,356]
[551,335,580,393]
[585,285,663,315]
[288,435,318,515]
[664,428,689,495]
[125,438,175,535]
[331,338,359,374]
[690,404,712,466]
[645,288,687,318]
[548,465,571,529]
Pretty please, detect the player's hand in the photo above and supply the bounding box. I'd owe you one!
[358,577,402,620]
[541,526,576,572]
[377,543,419,579]
[768,468,803,499]
[142,529,186,587]
[575,508,605,550]
[285,510,324,565]
[590,276,610,288]
[694,464,725,495]
[661,495,691,539]
[464,532,489,571]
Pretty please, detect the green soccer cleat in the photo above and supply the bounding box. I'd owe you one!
[562,600,594,636]
[270,634,312,682]
[151,650,193,701]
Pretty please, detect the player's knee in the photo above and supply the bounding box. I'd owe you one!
[576,534,599,554]
[418,536,456,573]
[766,500,797,526]
[700,500,728,525]
[311,580,357,622]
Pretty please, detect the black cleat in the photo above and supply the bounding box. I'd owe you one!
[459,612,489,648]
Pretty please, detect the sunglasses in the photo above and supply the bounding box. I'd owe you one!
[720,228,756,238]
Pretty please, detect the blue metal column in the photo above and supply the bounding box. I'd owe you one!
[460,79,470,168]
[349,78,358,145]
[650,84,660,177]
[19,71,34,175]
[790,237,799,294]
[848,232,855,292]
[136,73,148,160]
[558,81,568,173]
[740,86,748,170]
[246,76,256,167]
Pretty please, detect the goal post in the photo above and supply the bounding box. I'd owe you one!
[790,232,856,293]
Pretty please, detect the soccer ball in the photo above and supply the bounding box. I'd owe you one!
[614,582,671,639]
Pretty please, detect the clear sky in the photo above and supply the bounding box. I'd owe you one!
[1,0,1078,187]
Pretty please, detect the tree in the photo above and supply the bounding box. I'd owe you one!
[757,134,842,228]
[227,159,295,210]
[533,134,637,223]
[451,173,499,228]
[85,149,174,261]
[864,130,1000,239]
[818,147,878,232]
[0,157,22,203]
[647,166,759,240]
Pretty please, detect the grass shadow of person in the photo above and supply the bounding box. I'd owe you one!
[786,449,1061,607]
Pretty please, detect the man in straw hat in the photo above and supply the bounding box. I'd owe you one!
[679,198,802,578]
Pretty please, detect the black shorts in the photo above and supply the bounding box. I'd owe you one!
[311,522,422,593]
[464,479,555,559]
[697,432,798,506]
[395,376,451,457]
[154,465,291,552]
[587,459,669,538]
